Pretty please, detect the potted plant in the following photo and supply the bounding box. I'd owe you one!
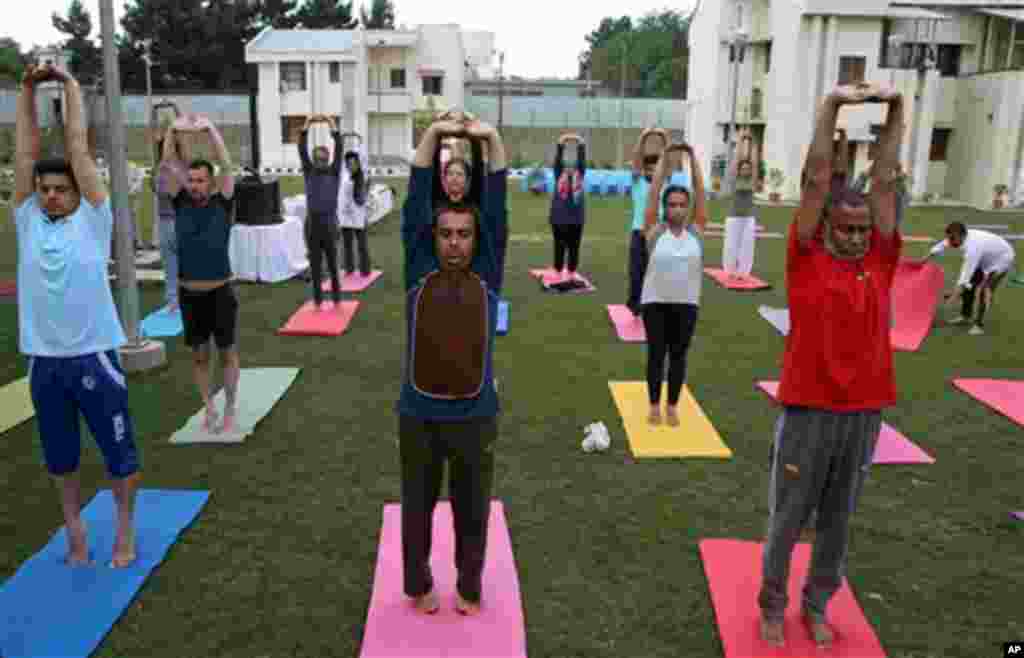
[768,167,785,203]
[993,183,1009,209]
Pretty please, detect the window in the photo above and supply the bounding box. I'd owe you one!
[930,128,951,161]
[280,62,306,92]
[422,75,443,95]
[936,45,962,77]
[390,68,406,89]
[837,56,866,85]
[329,62,341,83]
[764,42,772,73]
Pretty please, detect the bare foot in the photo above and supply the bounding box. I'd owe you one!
[412,589,440,614]
[64,520,92,566]
[455,592,481,616]
[803,613,834,648]
[220,407,236,434]
[202,405,220,433]
[110,529,136,568]
[665,405,680,426]
[760,618,785,647]
[648,406,662,425]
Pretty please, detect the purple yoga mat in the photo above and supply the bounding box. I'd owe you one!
[756,381,935,464]
[359,501,527,658]
[1011,512,1024,521]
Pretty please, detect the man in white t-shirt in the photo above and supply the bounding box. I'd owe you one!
[925,221,1016,335]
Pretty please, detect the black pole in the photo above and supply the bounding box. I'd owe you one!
[248,63,260,171]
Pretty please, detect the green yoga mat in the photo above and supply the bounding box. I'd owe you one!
[0,377,35,435]
[169,368,300,444]
[1012,270,1024,286]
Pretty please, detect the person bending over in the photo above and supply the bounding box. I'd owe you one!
[639,142,707,426]
[398,114,508,617]
[759,81,904,649]
[925,222,1016,335]
[14,64,142,568]
[161,115,240,434]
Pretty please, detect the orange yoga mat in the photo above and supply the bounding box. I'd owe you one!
[278,301,360,336]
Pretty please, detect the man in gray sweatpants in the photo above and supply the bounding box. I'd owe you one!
[759,81,905,649]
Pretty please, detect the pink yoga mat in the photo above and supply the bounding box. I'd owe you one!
[278,300,359,336]
[704,268,771,290]
[359,501,527,658]
[890,261,945,351]
[528,268,595,292]
[0,280,15,297]
[756,381,934,464]
[1011,512,1024,521]
[952,378,1024,427]
[607,305,646,342]
[699,539,887,658]
[321,270,383,293]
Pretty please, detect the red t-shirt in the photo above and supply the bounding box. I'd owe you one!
[778,221,902,411]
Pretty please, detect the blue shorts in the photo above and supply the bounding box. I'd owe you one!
[28,350,140,478]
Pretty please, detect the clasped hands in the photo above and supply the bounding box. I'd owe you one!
[431,109,494,140]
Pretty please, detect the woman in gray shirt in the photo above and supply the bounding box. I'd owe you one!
[722,127,762,282]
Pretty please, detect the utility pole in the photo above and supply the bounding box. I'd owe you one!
[100,0,166,372]
[497,50,505,134]
[617,38,627,168]
[142,39,155,248]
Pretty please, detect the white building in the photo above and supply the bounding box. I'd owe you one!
[245,25,496,170]
[687,0,1024,207]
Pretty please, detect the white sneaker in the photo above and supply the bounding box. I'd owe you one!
[948,315,969,325]
[968,325,984,335]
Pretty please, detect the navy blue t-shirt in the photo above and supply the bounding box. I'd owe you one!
[173,190,233,281]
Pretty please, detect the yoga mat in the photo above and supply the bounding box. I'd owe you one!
[140,306,183,338]
[528,268,596,294]
[359,501,527,658]
[1011,511,1024,521]
[0,377,35,435]
[0,280,16,297]
[278,300,360,336]
[321,269,384,293]
[0,489,210,658]
[607,304,646,342]
[757,305,790,336]
[968,224,1009,231]
[952,378,1024,427]
[497,300,509,336]
[699,539,887,658]
[704,231,785,239]
[608,381,732,458]
[890,261,945,351]
[756,381,934,464]
[704,268,771,290]
[901,235,935,243]
[169,367,300,444]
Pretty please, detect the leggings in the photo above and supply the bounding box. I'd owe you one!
[551,223,584,272]
[341,227,372,276]
[306,213,341,304]
[642,303,699,405]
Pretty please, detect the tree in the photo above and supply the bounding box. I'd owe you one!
[293,0,358,29]
[360,0,396,29]
[0,38,28,82]
[52,0,103,83]
[579,9,692,99]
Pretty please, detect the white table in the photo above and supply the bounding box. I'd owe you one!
[282,184,395,228]
[229,215,309,283]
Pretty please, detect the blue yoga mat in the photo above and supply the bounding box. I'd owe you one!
[497,300,509,336]
[140,307,183,338]
[0,489,210,658]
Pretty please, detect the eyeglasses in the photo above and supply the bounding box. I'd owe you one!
[833,224,872,236]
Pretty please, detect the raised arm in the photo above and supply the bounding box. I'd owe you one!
[832,129,849,184]
[328,119,342,175]
[160,124,186,198]
[729,129,750,178]
[685,144,707,232]
[576,139,587,175]
[199,117,234,199]
[632,128,667,176]
[481,123,506,172]
[795,94,841,245]
[413,119,448,168]
[53,69,106,207]
[298,115,313,171]
[751,137,763,187]
[13,66,43,208]
[552,139,565,180]
[868,91,905,238]
[643,147,674,232]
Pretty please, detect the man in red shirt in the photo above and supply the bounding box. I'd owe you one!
[759,82,904,648]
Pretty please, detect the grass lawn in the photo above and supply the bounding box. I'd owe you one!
[1,178,1022,657]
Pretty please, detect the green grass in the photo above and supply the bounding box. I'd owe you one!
[1,181,1022,657]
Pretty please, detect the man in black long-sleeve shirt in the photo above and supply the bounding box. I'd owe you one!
[299,114,343,309]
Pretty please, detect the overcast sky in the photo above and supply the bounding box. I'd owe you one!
[6,1,695,79]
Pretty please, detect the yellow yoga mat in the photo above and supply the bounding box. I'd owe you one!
[608,381,732,459]
[0,377,36,435]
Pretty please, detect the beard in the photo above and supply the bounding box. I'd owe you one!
[823,221,868,261]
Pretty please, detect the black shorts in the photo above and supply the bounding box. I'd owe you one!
[180,283,238,349]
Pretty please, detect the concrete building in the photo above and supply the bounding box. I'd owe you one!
[687,0,1024,207]
[245,25,496,168]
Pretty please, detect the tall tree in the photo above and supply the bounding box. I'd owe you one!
[52,0,103,83]
[0,37,28,82]
[360,0,396,29]
[578,16,632,79]
[293,0,358,29]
